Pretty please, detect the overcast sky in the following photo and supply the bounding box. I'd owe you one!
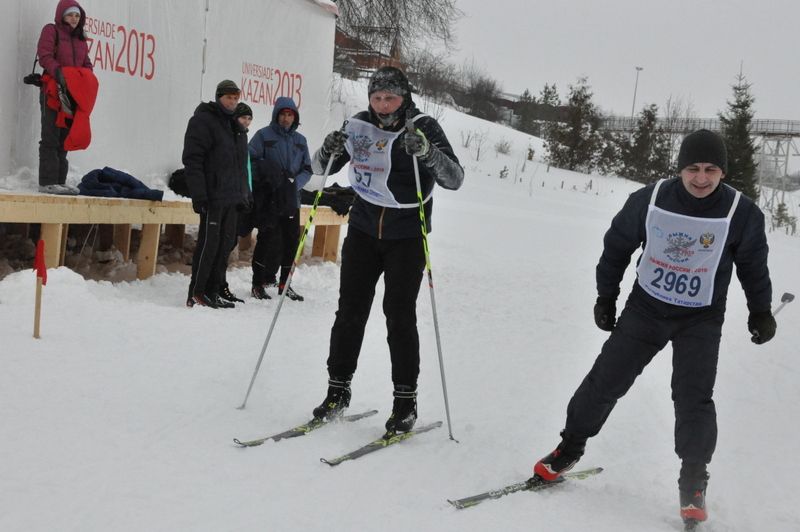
[449,0,800,121]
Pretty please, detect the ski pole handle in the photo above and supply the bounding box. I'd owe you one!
[773,292,795,317]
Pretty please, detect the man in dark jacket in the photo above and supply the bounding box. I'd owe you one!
[247,96,312,301]
[309,66,464,434]
[182,79,250,308]
[532,130,776,528]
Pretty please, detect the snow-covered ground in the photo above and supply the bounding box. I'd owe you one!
[1,79,798,531]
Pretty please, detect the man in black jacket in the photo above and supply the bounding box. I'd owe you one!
[533,129,776,527]
[182,79,250,308]
[308,66,464,434]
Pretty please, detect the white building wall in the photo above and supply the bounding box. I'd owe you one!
[5,0,335,189]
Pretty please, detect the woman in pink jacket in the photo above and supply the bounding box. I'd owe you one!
[36,0,92,195]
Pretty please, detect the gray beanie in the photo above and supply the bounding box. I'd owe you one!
[368,66,410,97]
[215,79,240,99]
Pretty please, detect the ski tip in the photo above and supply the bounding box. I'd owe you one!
[319,457,339,467]
[233,438,266,448]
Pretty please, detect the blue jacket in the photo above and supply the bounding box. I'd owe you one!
[78,167,163,201]
[248,97,312,212]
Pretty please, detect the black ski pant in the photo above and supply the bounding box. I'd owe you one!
[564,301,723,465]
[257,209,300,286]
[327,227,425,387]
[188,204,237,297]
[38,91,69,186]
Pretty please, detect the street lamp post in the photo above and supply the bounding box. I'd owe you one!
[630,66,643,124]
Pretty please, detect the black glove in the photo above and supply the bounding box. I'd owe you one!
[192,199,208,215]
[321,130,348,157]
[593,296,617,331]
[748,310,776,344]
[404,127,430,158]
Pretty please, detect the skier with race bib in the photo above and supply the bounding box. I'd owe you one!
[533,129,776,528]
[309,66,464,434]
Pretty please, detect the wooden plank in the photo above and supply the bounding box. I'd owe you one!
[311,225,342,262]
[321,225,341,262]
[113,224,132,261]
[136,224,161,279]
[39,223,64,268]
[299,206,347,226]
[1,194,347,227]
[0,193,199,224]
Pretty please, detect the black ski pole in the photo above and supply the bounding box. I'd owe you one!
[238,121,348,410]
[406,115,457,442]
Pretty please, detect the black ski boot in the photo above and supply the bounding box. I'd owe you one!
[385,385,417,433]
[220,285,244,303]
[279,283,305,301]
[191,292,219,308]
[533,431,586,481]
[212,294,235,308]
[312,376,352,420]
[679,462,709,524]
[251,284,271,300]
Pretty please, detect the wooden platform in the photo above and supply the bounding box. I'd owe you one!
[0,192,348,279]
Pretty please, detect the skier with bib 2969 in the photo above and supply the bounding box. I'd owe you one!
[309,66,464,434]
[533,129,776,527]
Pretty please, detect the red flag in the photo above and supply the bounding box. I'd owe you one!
[34,239,47,285]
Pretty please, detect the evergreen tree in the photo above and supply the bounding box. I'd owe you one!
[537,83,560,139]
[719,73,759,200]
[545,77,602,172]
[595,130,625,176]
[621,104,672,183]
[516,89,538,135]
[538,83,559,107]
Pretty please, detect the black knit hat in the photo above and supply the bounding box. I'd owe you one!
[368,66,410,97]
[234,102,253,118]
[677,129,728,173]
[215,79,240,98]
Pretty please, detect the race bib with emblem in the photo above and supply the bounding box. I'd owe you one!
[343,117,431,208]
[636,180,741,307]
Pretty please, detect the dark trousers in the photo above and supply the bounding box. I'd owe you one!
[327,227,426,387]
[256,209,300,286]
[189,204,237,297]
[565,301,723,464]
[38,91,69,186]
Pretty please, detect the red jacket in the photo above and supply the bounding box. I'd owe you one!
[43,66,99,151]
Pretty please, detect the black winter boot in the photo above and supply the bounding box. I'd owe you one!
[385,385,417,433]
[220,285,244,303]
[533,431,587,481]
[312,376,352,420]
[679,462,709,523]
[251,284,271,300]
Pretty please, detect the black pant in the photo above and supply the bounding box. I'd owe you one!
[327,227,426,387]
[256,209,300,286]
[189,204,237,297]
[38,91,69,186]
[565,300,723,464]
